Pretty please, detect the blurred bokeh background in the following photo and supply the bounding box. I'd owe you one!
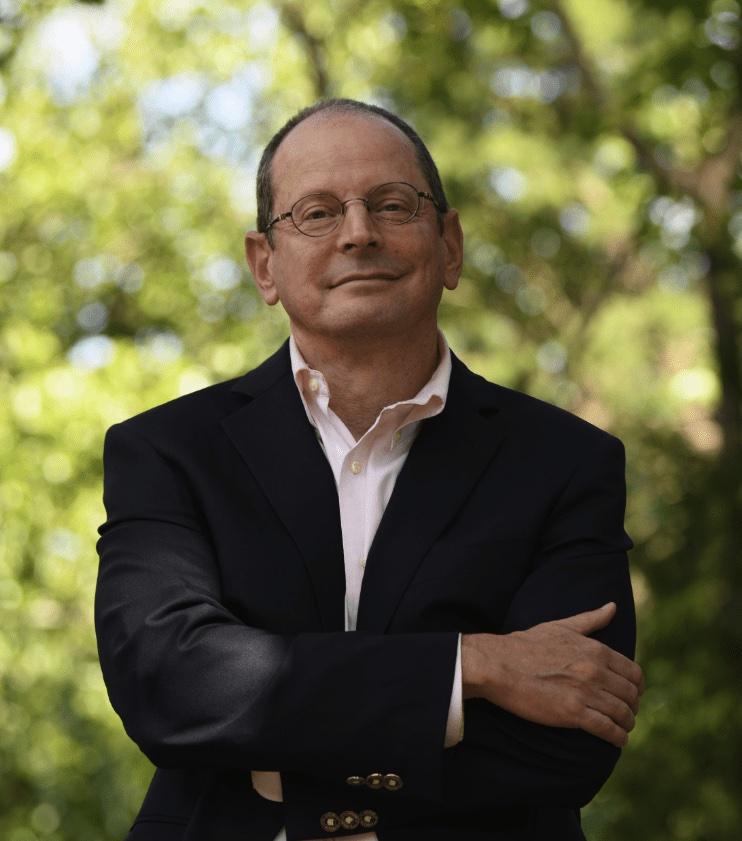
[1,0,740,839]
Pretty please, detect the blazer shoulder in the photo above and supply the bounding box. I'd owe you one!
[105,374,246,448]
[106,340,291,444]
[471,369,624,453]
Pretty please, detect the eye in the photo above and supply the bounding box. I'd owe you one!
[293,194,342,228]
[299,203,336,222]
[369,184,418,218]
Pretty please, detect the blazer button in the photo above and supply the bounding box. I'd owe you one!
[360,810,379,828]
[345,775,365,786]
[382,773,403,791]
[340,811,360,829]
[365,772,383,789]
[320,812,340,832]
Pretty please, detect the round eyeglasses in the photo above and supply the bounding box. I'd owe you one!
[265,181,440,237]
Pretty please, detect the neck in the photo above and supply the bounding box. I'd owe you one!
[292,323,441,440]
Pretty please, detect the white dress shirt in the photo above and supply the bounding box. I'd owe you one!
[252,331,464,841]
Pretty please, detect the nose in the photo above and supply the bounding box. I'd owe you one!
[337,198,379,251]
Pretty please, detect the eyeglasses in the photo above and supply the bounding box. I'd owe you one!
[265,181,440,238]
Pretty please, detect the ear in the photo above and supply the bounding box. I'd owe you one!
[440,209,464,291]
[245,230,279,305]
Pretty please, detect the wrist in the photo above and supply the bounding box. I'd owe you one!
[461,633,487,700]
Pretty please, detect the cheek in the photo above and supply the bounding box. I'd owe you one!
[272,249,327,311]
[399,226,443,268]
[273,245,313,284]
[282,240,328,273]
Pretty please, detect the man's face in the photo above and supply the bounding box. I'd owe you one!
[245,113,463,344]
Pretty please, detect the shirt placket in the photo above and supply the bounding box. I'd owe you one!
[340,435,371,632]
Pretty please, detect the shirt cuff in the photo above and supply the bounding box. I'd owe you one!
[443,632,464,747]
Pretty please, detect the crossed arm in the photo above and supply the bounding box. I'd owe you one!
[463,603,643,749]
[95,420,642,812]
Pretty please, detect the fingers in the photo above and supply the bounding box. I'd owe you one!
[582,641,645,711]
[555,602,616,635]
[605,648,644,693]
[562,616,645,698]
[523,675,638,747]
[597,668,642,715]
[566,684,637,748]
[591,688,635,734]
[579,705,631,748]
[487,614,645,748]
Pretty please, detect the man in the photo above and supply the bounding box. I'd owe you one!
[95,98,644,841]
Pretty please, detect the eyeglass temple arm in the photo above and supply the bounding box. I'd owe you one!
[266,211,292,231]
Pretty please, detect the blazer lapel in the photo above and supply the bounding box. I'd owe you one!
[221,342,346,632]
[356,354,506,633]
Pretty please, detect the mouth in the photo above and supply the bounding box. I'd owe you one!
[331,272,400,287]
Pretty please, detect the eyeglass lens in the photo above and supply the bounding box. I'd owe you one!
[292,182,420,236]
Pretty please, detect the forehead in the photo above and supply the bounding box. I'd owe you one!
[270,112,426,204]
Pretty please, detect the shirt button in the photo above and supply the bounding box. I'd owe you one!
[350,460,363,474]
[360,558,366,568]
[309,377,320,392]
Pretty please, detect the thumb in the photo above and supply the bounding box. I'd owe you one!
[556,602,616,635]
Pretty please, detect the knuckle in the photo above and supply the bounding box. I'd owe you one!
[567,694,585,722]
[578,659,602,682]
[581,636,599,653]
[585,635,603,651]
[595,643,612,664]
[576,706,591,728]
[585,661,602,680]
[570,659,595,679]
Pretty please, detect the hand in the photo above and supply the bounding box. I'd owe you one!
[461,603,645,748]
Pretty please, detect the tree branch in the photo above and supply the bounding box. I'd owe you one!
[551,0,741,462]
[278,2,331,100]
[552,0,742,214]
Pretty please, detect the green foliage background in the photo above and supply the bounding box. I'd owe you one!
[1,0,740,839]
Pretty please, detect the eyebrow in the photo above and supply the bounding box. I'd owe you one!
[282,181,415,203]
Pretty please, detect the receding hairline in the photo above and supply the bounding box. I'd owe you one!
[268,108,431,197]
[255,98,449,239]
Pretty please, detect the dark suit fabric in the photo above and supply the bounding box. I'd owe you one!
[95,340,635,841]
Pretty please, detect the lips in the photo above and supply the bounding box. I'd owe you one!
[331,272,400,287]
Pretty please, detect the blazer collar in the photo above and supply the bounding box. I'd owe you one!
[229,338,293,397]
[223,339,345,632]
[222,339,506,633]
[356,352,505,631]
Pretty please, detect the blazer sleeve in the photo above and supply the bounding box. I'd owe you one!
[436,431,637,812]
[94,421,459,801]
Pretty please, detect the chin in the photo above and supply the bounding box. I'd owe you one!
[322,310,412,341]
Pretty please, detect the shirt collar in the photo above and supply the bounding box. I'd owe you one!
[289,331,452,423]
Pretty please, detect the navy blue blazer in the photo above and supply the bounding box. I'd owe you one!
[95,340,635,841]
